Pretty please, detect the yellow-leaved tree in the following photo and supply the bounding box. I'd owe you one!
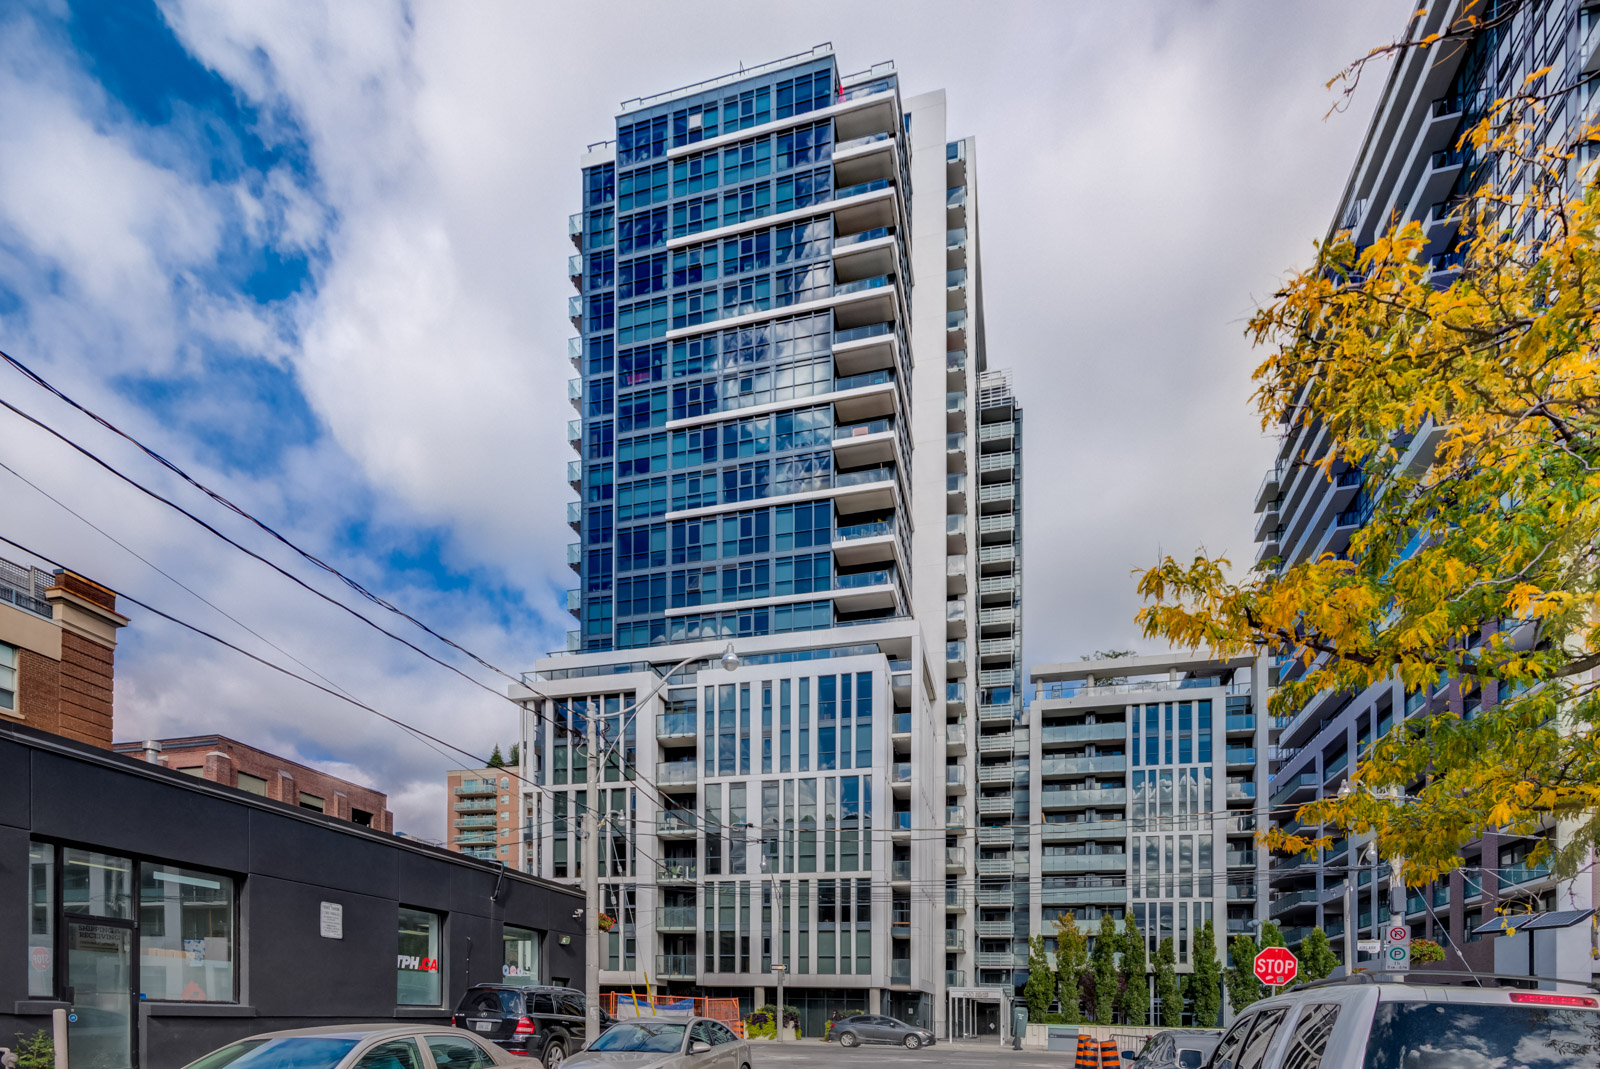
[1135,65,1600,885]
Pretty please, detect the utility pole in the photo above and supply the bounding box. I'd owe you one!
[771,872,785,1043]
[584,704,601,1041]
[1343,874,1356,974]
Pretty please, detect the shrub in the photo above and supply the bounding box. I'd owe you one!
[11,1031,52,1069]
[745,1005,800,1039]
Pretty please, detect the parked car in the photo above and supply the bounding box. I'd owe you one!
[1207,971,1600,1069]
[179,1024,522,1069]
[451,984,613,1068]
[1126,1029,1220,1069]
[831,1015,935,1049]
[562,1017,748,1069]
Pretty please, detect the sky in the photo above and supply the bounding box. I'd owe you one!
[0,0,1401,839]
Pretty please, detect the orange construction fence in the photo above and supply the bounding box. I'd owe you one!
[600,992,744,1032]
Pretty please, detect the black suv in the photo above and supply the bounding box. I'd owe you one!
[452,984,612,1067]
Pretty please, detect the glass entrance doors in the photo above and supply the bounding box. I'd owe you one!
[66,921,133,1069]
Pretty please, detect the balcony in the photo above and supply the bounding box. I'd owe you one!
[891,762,913,792]
[977,857,1011,877]
[946,888,967,911]
[946,970,967,987]
[1042,820,1127,842]
[945,765,968,793]
[891,859,911,882]
[1499,861,1553,886]
[657,812,697,837]
[831,225,897,287]
[656,762,698,790]
[568,212,583,247]
[945,806,968,829]
[978,792,1013,815]
[1226,780,1258,803]
[975,919,1013,939]
[947,348,967,384]
[978,762,1013,784]
[890,811,911,836]
[567,542,581,571]
[890,961,911,986]
[945,928,966,950]
[568,294,583,328]
[1041,755,1124,778]
[1225,851,1257,868]
[455,782,498,797]
[1040,882,1127,907]
[657,712,697,745]
[833,567,900,613]
[1040,788,1127,810]
[947,722,967,753]
[657,906,697,932]
[975,887,1012,908]
[946,847,968,872]
[946,682,967,707]
[1040,722,1125,747]
[658,859,698,883]
[568,253,582,287]
[833,418,902,469]
[1270,772,1319,809]
[455,816,496,828]
[1042,853,1127,875]
[1226,747,1257,768]
[978,701,1016,722]
[1269,889,1321,917]
[978,731,1014,754]
[567,459,582,490]
[975,952,1012,969]
[831,321,903,377]
[453,800,495,813]
[977,824,1012,845]
[656,954,696,979]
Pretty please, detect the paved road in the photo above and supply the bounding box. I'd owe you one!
[750,1040,1071,1069]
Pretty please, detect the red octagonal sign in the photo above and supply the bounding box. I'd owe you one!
[1254,946,1299,987]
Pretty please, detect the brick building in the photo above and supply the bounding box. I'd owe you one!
[0,556,128,748]
[446,766,522,866]
[116,735,395,832]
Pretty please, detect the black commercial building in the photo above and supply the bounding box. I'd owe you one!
[0,723,584,1069]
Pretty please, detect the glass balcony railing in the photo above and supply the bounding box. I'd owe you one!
[947,473,967,494]
[891,811,912,830]
[658,859,698,881]
[835,517,895,541]
[892,859,911,880]
[946,806,967,828]
[834,226,892,249]
[834,273,893,297]
[893,712,912,734]
[837,130,894,152]
[834,177,893,201]
[834,368,897,393]
[834,321,896,344]
[947,309,968,331]
[947,268,967,288]
[835,568,894,590]
[946,765,968,785]
[835,417,894,440]
[947,227,967,249]
[657,712,696,737]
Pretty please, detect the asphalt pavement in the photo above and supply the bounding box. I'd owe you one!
[750,1040,1069,1069]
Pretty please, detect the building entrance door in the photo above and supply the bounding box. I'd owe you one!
[67,921,134,1069]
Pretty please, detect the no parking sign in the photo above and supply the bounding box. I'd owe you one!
[1383,923,1411,969]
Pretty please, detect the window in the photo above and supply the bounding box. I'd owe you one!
[708,1022,738,1045]
[27,842,52,996]
[722,137,772,184]
[777,71,832,119]
[618,162,668,212]
[722,181,772,225]
[424,1037,496,1069]
[1360,1000,1600,1068]
[777,168,830,213]
[502,925,540,981]
[1280,1003,1339,1069]
[777,122,832,169]
[619,208,667,253]
[672,195,719,239]
[1230,1008,1285,1069]
[397,907,443,1006]
[235,772,266,796]
[587,250,614,291]
[351,808,374,827]
[139,864,236,1002]
[672,103,719,148]
[0,642,14,711]
[63,848,133,918]
[618,116,667,166]
[585,164,615,207]
[177,766,204,777]
[618,254,667,299]
[354,1040,424,1069]
[299,793,325,812]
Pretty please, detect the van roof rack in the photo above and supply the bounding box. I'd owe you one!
[1292,970,1600,994]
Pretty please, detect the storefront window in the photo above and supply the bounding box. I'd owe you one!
[397,907,442,1005]
[503,925,541,981]
[28,843,53,997]
[63,848,133,919]
[138,864,235,1002]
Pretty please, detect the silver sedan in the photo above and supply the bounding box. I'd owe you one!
[180,1023,524,1069]
[563,1016,750,1069]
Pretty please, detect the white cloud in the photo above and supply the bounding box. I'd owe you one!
[2,0,1403,840]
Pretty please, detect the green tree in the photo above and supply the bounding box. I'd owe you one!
[1155,938,1181,1027]
[1187,920,1223,1028]
[1225,933,1261,1014]
[507,742,519,766]
[487,745,505,768]
[1024,934,1055,1022]
[1133,72,1600,884]
[1091,914,1119,1024]
[1053,916,1088,1023]
[1119,913,1148,1026]
[1300,928,1338,982]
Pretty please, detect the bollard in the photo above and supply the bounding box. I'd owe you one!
[52,1007,68,1069]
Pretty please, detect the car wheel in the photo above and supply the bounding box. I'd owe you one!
[902,1035,921,1050]
[543,1042,566,1069]
[838,1032,858,1048]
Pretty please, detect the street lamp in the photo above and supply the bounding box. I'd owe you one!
[582,645,740,1037]
[1336,783,1407,973]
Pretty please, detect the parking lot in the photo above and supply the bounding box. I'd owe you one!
[751,1040,1074,1069]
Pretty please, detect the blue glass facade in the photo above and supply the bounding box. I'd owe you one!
[569,56,910,652]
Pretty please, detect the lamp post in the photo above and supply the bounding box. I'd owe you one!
[583,644,740,1039]
[1335,783,1408,975]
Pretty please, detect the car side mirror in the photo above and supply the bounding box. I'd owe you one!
[689,1042,712,1055]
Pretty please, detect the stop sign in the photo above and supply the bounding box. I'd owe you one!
[1254,946,1299,987]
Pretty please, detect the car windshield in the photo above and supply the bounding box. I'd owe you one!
[589,1023,687,1054]
[183,1039,360,1069]
[1363,1001,1600,1069]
